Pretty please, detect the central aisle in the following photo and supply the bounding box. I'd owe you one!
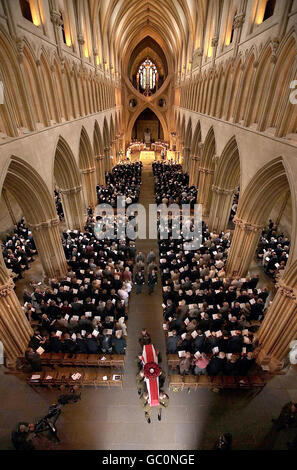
[124,165,167,387]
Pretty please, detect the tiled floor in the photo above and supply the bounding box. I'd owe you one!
[1,166,296,450]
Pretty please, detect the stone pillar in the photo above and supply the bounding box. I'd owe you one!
[0,261,33,367]
[95,155,105,186]
[189,156,200,187]
[208,185,236,232]
[197,167,215,215]
[256,279,297,372]
[28,217,68,279]
[225,216,263,277]
[183,147,190,173]
[189,156,195,186]
[104,146,111,172]
[60,185,85,231]
[81,166,97,208]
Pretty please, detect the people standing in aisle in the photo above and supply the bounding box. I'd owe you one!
[148,268,158,295]
[134,269,145,294]
[147,249,156,266]
[138,329,151,347]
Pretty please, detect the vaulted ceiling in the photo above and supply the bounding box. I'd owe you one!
[90,0,207,75]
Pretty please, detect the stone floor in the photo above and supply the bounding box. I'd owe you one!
[1,166,296,450]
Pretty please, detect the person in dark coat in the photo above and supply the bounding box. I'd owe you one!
[207,352,226,376]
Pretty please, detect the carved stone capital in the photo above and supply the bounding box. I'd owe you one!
[77,34,85,46]
[275,279,297,302]
[50,10,63,26]
[233,13,245,29]
[28,217,60,231]
[212,184,235,195]
[60,185,82,196]
[211,37,219,48]
[233,216,263,232]
[199,167,214,175]
[81,166,96,175]
[0,278,15,298]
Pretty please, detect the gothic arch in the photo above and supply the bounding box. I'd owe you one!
[234,157,293,228]
[1,156,67,278]
[39,49,59,123]
[78,127,97,208]
[0,28,33,136]
[53,136,84,230]
[227,157,295,278]
[78,126,95,170]
[263,33,297,135]
[126,103,169,143]
[208,136,240,232]
[214,136,240,190]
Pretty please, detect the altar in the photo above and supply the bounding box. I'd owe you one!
[140,151,156,164]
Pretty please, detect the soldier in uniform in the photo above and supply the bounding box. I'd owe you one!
[157,390,169,421]
[136,370,147,396]
[139,392,152,423]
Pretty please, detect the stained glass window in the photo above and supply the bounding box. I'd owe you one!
[137,58,158,95]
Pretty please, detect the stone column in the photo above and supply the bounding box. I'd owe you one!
[225,216,263,277]
[104,146,112,172]
[28,217,68,279]
[95,155,105,186]
[194,157,201,186]
[0,259,33,367]
[81,166,97,209]
[197,167,215,215]
[189,156,195,186]
[59,185,85,231]
[189,156,200,187]
[183,147,190,173]
[208,185,236,232]
[256,279,297,372]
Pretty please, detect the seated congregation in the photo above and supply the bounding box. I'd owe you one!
[21,163,143,373]
[257,219,290,282]
[153,163,269,378]
[97,161,142,207]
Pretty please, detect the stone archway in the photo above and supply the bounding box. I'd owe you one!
[226,156,294,277]
[126,103,169,144]
[54,136,85,230]
[208,136,240,231]
[0,156,69,364]
[78,126,97,209]
[2,156,68,279]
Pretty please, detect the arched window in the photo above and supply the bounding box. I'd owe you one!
[263,0,276,22]
[19,0,33,22]
[230,11,237,44]
[60,11,67,44]
[136,58,158,96]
